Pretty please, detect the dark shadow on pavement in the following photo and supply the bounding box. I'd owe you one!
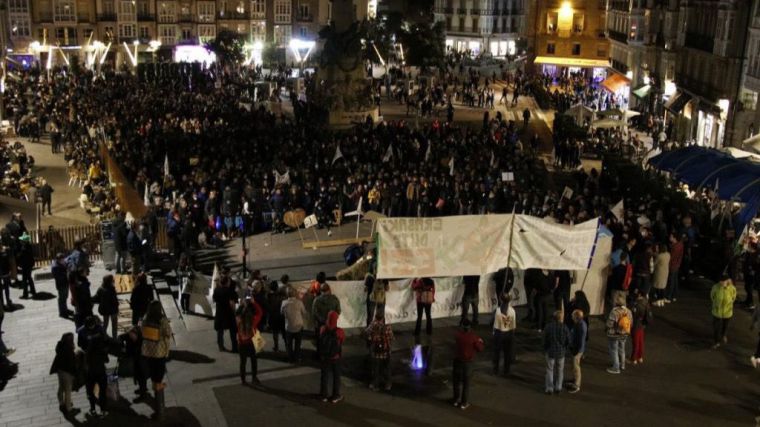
[169,349,215,364]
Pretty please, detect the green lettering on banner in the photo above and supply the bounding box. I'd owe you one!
[433,218,443,231]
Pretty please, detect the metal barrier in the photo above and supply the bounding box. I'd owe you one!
[32,219,169,267]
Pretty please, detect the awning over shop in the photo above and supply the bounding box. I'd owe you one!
[601,73,631,93]
[534,56,611,68]
[648,146,760,232]
[632,84,651,99]
[664,92,691,114]
[564,103,596,124]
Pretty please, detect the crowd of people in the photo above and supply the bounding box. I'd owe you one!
[0,60,758,422]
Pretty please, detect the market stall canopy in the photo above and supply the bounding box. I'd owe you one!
[601,73,630,93]
[591,118,627,129]
[648,146,760,203]
[649,146,760,233]
[723,147,760,162]
[664,92,691,114]
[533,56,610,68]
[564,103,596,124]
[596,108,625,117]
[632,84,651,99]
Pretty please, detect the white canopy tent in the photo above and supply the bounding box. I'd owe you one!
[591,118,628,129]
[742,133,760,154]
[564,103,596,125]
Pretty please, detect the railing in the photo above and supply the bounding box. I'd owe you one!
[38,12,54,23]
[178,14,194,22]
[217,11,248,20]
[137,13,155,21]
[608,29,628,44]
[97,13,117,21]
[456,8,467,14]
[297,14,313,22]
[684,31,714,53]
[77,13,91,22]
[32,221,170,267]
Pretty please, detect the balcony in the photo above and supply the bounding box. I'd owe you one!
[217,11,248,20]
[678,76,722,102]
[97,13,117,21]
[296,14,313,22]
[471,8,480,15]
[507,8,523,15]
[608,29,628,44]
[444,7,453,14]
[38,12,53,23]
[456,8,467,14]
[137,13,154,21]
[684,32,714,53]
[77,13,91,22]
[178,14,194,23]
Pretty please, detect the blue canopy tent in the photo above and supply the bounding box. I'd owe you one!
[648,147,760,232]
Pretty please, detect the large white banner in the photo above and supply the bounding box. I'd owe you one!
[377,215,599,279]
[290,275,521,329]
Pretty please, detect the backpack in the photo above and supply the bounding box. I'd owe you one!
[319,329,341,361]
[617,309,632,335]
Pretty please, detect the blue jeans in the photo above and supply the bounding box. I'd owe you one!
[608,337,627,371]
[545,355,565,392]
[665,271,679,300]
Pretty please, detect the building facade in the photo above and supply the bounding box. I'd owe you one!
[6,0,371,67]
[738,0,760,149]
[527,0,610,78]
[433,0,526,57]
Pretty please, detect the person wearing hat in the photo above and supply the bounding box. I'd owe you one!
[17,232,35,299]
[710,274,736,349]
[452,318,484,410]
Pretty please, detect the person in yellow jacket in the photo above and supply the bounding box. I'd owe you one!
[710,274,736,349]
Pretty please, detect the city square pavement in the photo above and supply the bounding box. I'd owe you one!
[2,261,760,427]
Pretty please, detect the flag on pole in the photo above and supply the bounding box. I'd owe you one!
[383,144,393,162]
[448,156,455,176]
[210,263,220,299]
[332,144,343,164]
[273,169,290,185]
[611,199,624,221]
[143,183,150,206]
[163,153,170,178]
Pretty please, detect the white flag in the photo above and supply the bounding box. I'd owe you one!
[163,154,170,178]
[210,263,220,299]
[611,199,624,221]
[383,144,393,162]
[490,150,496,167]
[332,145,344,165]
[143,183,150,206]
[273,169,290,185]
[448,156,455,176]
[424,141,432,162]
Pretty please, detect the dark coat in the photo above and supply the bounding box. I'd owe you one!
[213,286,237,330]
[129,282,154,318]
[95,285,119,316]
[50,339,76,375]
[113,219,128,252]
[51,262,68,290]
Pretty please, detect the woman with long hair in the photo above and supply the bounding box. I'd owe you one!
[236,298,263,385]
[140,300,172,420]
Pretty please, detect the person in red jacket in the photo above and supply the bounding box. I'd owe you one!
[319,310,345,403]
[236,298,263,385]
[453,319,484,410]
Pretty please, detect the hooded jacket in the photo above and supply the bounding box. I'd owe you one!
[319,311,345,361]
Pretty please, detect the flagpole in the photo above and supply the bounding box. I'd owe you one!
[501,203,518,300]
[579,218,602,291]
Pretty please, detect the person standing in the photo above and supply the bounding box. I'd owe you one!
[77,316,109,416]
[0,300,13,356]
[50,332,79,416]
[312,283,341,357]
[51,253,71,318]
[129,273,154,326]
[460,275,480,326]
[543,310,570,394]
[365,313,394,391]
[665,233,685,303]
[535,270,553,332]
[553,270,572,312]
[38,179,54,216]
[94,275,119,338]
[213,277,239,352]
[281,286,308,362]
[0,243,12,309]
[452,319,484,410]
[651,244,670,306]
[319,310,345,403]
[17,233,35,299]
[140,300,172,420]
[568,309,587,393]
[606,294,632,374]
[112,212,129,275]
[119,326,148,400]
[368,277,389,324]
[710,274,736,349]
[631,292,652,364]
[71,270,94,328]
[412,278,435,336]
[266,282,286,353]
[236,298,263,385]
[492,297,516,376]
[127,224,143,275]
